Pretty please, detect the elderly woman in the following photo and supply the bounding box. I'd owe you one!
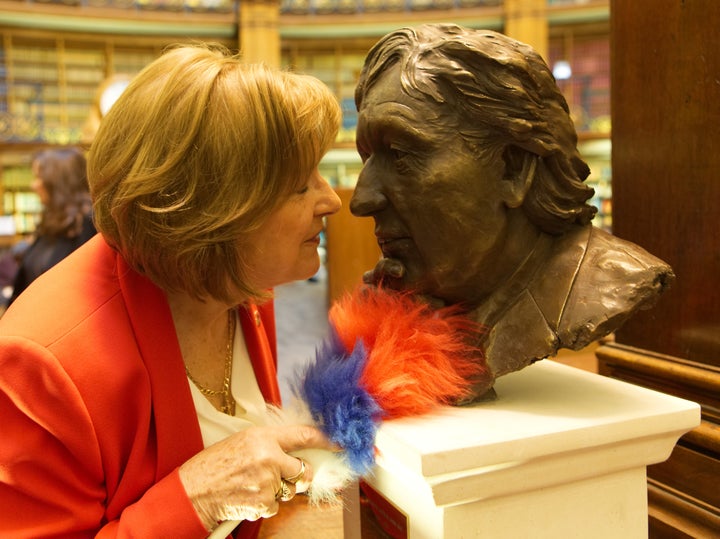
[0,44,341,538]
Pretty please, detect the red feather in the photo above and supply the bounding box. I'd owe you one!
[329,287,488,418]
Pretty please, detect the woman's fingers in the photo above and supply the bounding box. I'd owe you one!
[280,456,311,494]
[273,423,345,494]
[180,424,333,528]
[274,479,296,502]
[283,457,306,484]
[274,424,334,453]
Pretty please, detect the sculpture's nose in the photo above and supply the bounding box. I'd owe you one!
[350,167,387,216]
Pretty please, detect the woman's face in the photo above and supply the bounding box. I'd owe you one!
[243,169,341,289]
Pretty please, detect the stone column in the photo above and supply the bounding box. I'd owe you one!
[238,0,280,67]
[504,0,548,61]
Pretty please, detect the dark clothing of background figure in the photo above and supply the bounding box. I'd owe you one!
[9,214,96,305]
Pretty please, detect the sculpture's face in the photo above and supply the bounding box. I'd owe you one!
[350,64,512,305]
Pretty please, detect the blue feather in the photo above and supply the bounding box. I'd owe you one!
[295,326,382,475]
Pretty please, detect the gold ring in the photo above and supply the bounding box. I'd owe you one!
[275,480,293,502]
[283,458,306,485]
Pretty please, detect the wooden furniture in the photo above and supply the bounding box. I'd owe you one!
[597,1,720,536]
[325,187,380,305]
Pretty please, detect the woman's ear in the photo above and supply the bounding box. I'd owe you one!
[500,146,537,208]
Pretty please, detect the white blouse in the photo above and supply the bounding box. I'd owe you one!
[186,311,269,448]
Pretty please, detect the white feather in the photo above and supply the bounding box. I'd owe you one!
[264,399,358,505]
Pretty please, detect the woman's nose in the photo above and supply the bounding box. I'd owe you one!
[318,176,342,217]
[349,171,386,216]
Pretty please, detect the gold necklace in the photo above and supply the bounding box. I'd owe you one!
[185,310,237,416]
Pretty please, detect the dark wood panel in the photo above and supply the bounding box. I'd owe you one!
[607,3,720,536]
[610,0,720,364]
[648,481,720,539]
[596,344,720,421]
[648,444,720,512]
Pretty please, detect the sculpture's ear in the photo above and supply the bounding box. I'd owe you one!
[500,145,537,209]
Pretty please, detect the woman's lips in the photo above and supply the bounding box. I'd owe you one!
[304,233,321,245]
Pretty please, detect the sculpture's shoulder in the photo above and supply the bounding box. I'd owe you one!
[471,226,674,384]
[555,226,675,348]
[577,226,674,296]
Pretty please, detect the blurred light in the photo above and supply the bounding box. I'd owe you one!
[100,80,131,116]
[553,60,572,80]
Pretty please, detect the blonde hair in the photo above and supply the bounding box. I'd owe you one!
[88,44,341,302]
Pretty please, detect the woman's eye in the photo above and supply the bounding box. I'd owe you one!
[297,185,309,195]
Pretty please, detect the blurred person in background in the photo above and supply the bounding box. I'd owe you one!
[8,146,96,305]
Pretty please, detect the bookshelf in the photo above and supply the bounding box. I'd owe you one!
[0,31,214,241]
[0,33,166,145]
[1,0,611,242]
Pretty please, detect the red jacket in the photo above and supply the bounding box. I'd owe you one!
[0,235,281,538]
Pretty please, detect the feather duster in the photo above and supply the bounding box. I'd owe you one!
[288,286,488,504]
[211,286,488,538]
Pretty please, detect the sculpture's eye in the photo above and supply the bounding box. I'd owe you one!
[389,145,413,174]
[390,146,406,161]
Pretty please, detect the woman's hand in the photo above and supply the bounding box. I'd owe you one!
[178,424,333,531]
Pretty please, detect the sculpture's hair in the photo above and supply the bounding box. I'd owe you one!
[355,24,596,234]
[88,43,341,302]
[32,147,92,239]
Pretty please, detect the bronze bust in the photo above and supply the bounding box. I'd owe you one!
[350,24,674,400]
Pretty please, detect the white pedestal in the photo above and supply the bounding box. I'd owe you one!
[343,361,700,539]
